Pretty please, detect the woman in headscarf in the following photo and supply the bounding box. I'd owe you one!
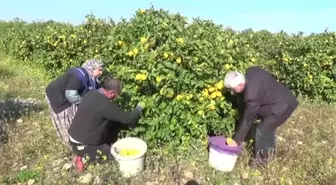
[45,59,104,148]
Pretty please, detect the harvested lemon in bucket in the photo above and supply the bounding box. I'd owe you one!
[226,138,234,145]
[119,148,140,156]
[111,137,147,177]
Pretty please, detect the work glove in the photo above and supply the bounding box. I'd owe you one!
[138,102,146,109]
[136,101,146,112]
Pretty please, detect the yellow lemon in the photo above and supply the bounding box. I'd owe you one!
[135,74,142,80]
[156,76,162,83]
[163,52,169,59]
[226,138,233,145]
[176,94,183,100]
[128,51,134,56]
[140,37,147,43]
[133,48,139,55]
[118,40,124,46]
[159,88,165,95]
[224,64,230,70]
[215,91,222,97]
[119,148,140,156]
[208,87,215,93]
[166,91,174,98]
[176,57,182,64]
[139,9,145,14]
[216,81,224,90]
[202,90,209,97]
[210,92,217,99]
[186,94,193,100]
[140,74,147,80]
[209,105,216,110]
[176,37,184,44]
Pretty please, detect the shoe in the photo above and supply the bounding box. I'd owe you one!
[73,155,85,172]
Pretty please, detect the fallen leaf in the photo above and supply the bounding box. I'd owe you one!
[20,165,27,170]
[62,163,72,171]
[78,173,93,184]
[27,179,35,185]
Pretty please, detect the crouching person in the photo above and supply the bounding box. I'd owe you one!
[67,77,145,171]
[223,66,299,167]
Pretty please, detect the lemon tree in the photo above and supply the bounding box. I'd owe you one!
[0,7,335,147]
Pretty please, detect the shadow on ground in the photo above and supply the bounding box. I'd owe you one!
[0,92,44,144]
[185,180,200,185]
[0,67,15,79]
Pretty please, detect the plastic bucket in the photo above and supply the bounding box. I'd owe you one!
[111,137,147,177]
[208,136,243,172]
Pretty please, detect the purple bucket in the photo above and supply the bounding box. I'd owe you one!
[208,136,243,155]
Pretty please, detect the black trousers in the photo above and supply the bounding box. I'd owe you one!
[254,102,298,161]
[70,140,112,164]
[69,122,126,164]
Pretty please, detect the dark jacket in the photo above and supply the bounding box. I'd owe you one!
[234,66,299,143]
[68,90,142,145]
[46,67,99,114]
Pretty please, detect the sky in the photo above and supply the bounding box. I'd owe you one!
[0,0,335,34]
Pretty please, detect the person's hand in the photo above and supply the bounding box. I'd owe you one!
[137,101,146,110]
[226,138,238,147]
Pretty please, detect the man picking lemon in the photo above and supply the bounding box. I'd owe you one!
[223,66,299,166]
[68,77,146,172]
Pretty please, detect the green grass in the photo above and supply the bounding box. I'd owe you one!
[0,54,335,185]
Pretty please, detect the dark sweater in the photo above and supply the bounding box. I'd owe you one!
[68,90,142,145]
[234,66,299,143]
[46,68,98,113]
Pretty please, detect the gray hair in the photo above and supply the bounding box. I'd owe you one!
[224,71,246,88]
